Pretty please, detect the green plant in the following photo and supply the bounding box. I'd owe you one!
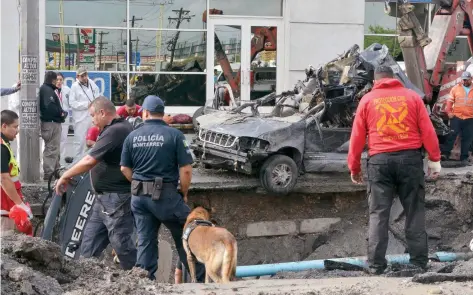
[364,25,402,58]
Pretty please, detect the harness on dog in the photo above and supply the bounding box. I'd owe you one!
[182,219,215,258]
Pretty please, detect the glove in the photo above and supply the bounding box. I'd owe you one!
[428,160,441,174]
[18,202,33,220]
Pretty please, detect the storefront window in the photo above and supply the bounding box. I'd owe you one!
[45,27,127,71]
[209,0,283,17]
[46,0,126,27]
[129,29,206,72]
[129,0,207,30]
[46,0,282,108]
[129,73,206,106]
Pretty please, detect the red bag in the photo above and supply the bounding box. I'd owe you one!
[172,114,192,124]
[9,204,33,236]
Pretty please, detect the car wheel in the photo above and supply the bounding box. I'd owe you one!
[192,106,205,131]
[259,154,298,195]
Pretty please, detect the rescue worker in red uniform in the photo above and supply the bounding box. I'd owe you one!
[116,98,142,118]
[348,66,441,274]
[86,125,100,148]
[1,110,33,235]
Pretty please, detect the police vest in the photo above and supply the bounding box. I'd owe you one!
[0,138,21,216]
[0,138,19,182]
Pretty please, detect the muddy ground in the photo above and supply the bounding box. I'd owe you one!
[2,235,473,295]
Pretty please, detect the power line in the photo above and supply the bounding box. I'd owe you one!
[167,7,194,66]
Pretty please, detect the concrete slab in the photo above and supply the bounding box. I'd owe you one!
[156,240,173,284]
[246,220,297,238]
[299,218,341,235]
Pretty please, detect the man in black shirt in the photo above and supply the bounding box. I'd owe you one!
[39,71,67,180]
[56,97,136,270]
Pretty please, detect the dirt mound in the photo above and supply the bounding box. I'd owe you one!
[390,199,473,252]
[0,234,175,295]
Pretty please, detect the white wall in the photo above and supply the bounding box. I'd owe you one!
[284,0,365,88]
[0,0,20,112]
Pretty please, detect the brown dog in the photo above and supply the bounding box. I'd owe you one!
[183,206,237,283]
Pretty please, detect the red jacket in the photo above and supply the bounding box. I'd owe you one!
[348,78,441,174]
[116,105,142,118]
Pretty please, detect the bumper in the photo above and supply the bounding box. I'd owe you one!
[191,141,268,174]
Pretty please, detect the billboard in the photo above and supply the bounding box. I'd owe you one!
[79,28,96,64]
[58,71,111,99]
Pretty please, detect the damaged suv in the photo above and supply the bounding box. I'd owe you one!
[191,44,449,194]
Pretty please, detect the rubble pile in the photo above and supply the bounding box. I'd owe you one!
[0,235,175,295]
[283,43,450,135]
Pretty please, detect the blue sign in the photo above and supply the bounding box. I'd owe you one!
[135,52,141,66]
[58,71,111,99]
[125,52,141,66]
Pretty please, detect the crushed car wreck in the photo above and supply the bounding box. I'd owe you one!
[191,43,451,194]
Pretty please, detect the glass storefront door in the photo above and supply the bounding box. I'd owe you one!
[207,17,284,111]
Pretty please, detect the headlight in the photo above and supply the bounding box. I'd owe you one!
[238,137,269,151]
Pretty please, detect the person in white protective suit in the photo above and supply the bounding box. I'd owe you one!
[55,73,72,163]
[69,67,100,160]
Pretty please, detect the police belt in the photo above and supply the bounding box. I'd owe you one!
[131,178,176,201]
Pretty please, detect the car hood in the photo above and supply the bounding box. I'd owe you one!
[196,111,303,138]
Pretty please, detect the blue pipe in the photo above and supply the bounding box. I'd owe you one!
[235,252,473,278]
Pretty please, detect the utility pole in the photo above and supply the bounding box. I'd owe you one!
[67,34,71,70]
[135,36,139,68]
[19,0,40,182]
[97,31,109,70]
[155,1,173,69]
[124,15,143,71]
[75,26,81,67]
[168,8,194,67]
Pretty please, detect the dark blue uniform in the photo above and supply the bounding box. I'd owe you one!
[121,118,205,281]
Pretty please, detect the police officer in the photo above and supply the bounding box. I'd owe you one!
[348,66,442,274]
[120,95,205,281]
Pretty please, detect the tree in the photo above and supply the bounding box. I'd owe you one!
[364,25,402,58]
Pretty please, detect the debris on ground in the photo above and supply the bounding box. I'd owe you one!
[390,200,472,253]
[413,260,473,284]
[0,234,171,295]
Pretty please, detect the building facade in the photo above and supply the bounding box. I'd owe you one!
[1,0,467,115]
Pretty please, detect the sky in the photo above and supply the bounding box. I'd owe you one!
[45,0,282,56]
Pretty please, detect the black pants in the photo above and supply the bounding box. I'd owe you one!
[367,149,428,270]
[80,193,137,270]
[441,117,473,161]
[131,188,205,281]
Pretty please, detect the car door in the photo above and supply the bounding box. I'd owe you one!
[303,116,353,173]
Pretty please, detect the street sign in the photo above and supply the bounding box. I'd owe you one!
[20,55,39,85]
[125,52,141,65]
[135,52,141,66]
[20,100,38,129]
[58,71,111,98]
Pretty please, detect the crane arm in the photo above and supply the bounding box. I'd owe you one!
[395,0,473,102]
